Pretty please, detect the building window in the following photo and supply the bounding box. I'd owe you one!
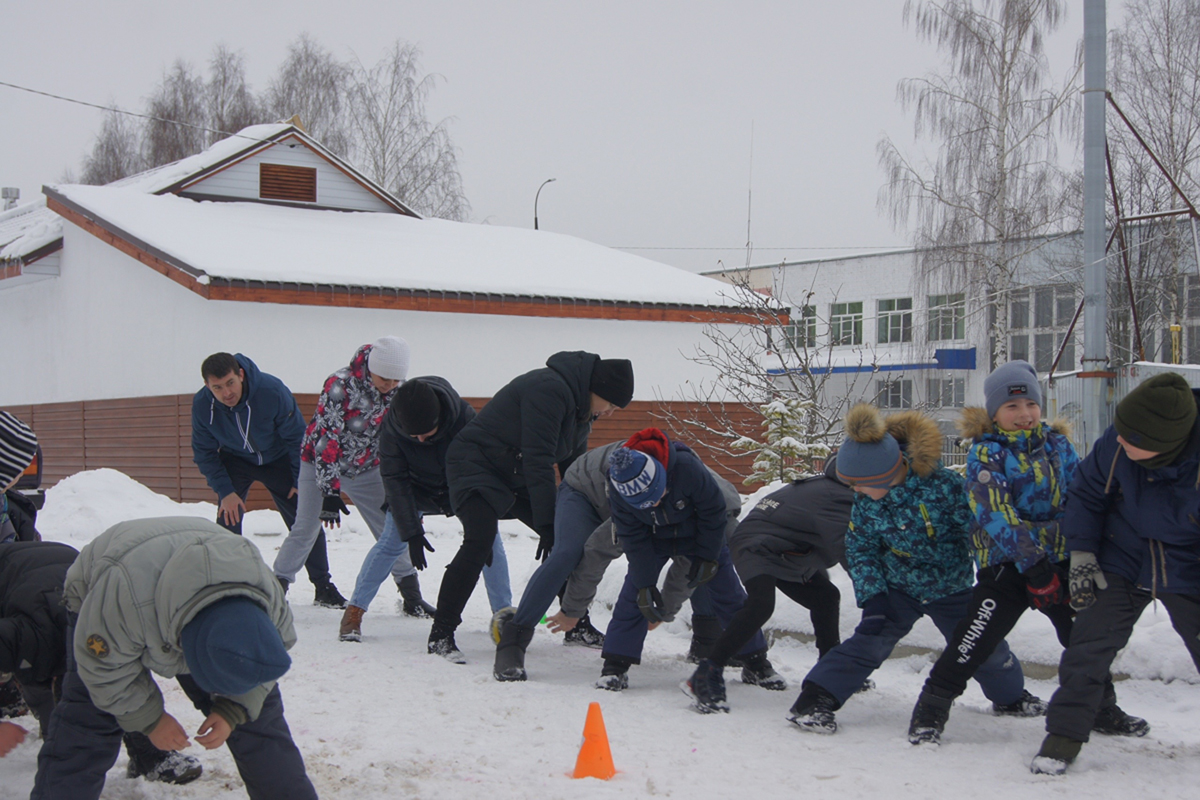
[1010,334,1029,364]
[1010,289,1030,330]
[927,378,965,408]
[784,306,817,348]
[1188,326,1200,365]
[928,293,966,341]
[876,378,912,409]
[877,298,913,344]
[830,301,863,346]
[1011,284,1075,372]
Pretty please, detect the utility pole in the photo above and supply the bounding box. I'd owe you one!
[1080,0,1111,453]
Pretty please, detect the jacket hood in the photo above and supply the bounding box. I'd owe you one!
[957,406,1072,441]
[545,351,600,420]
[349,343,372,374]
[200,353,261,412]
[426,377,466,443]
[883,410,943,478]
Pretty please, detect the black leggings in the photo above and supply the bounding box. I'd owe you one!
[708,572,841,666]
[923,562,1078,701]
[433,492,533,633]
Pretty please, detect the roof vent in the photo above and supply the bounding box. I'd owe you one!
[259,164,316,203]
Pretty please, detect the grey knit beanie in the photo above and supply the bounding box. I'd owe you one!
[985,360,1042,418]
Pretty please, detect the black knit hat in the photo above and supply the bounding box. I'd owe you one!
[590,359,635,408]
[0,412,38,488]
[1114,373,1197,454]
[393,379,442,436]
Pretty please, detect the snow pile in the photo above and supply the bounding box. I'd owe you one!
[3,470,1199,800]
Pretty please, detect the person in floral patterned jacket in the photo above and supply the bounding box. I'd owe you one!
[272,338,436,616]
[787,403,1029,736]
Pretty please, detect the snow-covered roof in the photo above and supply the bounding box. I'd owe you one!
[3,122,414,267]
[49,184,742,308]
[0,198,61,263]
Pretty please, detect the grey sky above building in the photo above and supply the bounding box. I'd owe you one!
[1,1,1095,273]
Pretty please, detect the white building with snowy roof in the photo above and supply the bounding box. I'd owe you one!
[0,123,760,498]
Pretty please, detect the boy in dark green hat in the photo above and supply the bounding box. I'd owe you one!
[1032,373,1200,775]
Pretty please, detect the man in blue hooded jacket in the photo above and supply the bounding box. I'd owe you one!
[190,352,339,605]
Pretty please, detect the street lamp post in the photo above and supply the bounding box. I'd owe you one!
[534,178,556,230]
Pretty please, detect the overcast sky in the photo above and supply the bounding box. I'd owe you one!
[1,1,1097,273]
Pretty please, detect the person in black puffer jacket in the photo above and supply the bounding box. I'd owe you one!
[427,352,634,662]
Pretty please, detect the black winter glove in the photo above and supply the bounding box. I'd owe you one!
[535,524,555,562]
[320,495,351,528]
[857,592,893,636]
[685,559,719,589]
[1067,551,1107,612]
[1024,558,1067,610]
[637,586,667,623]
[407,533,435,571]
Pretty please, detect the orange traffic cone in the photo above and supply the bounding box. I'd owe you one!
[572,701,616,780]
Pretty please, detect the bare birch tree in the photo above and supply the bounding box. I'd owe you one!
[878,0,1080,369]
[348,41,470,220]
[264,34,352,157]
[144,60,209,168]
[1107,0,1200,363]
[207,45,262,146]
[80,107,144,185]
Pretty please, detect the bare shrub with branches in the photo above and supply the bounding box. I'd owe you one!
[656,272,877,484]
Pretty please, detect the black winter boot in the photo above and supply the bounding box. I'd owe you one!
[124,732,203,785]
[686,615,721,664]
[908,691,953,745]
[787,683,839,734]
[428,625,467,664]
[493,621,536,682]
[563,611,605,649]
[684,659,729,713]
[595,658,631,691]
[398,574,437,618]
[313,581,347,609]
[1030,733,1084,775]
[739,649,788,691]
[1092,703,1150,737]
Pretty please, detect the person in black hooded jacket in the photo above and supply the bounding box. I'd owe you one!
[337,376,511,640]
[426,352,634,661]
[0,542,202,783]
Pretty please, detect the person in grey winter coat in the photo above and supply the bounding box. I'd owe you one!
[428,352,634,662]
[492,440,725,682]
[1032,374,1200,775]
[1,540,202,783]
[30,517,316,800]
[684,457,851,713]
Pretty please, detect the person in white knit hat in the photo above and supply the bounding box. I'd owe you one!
[272,339,434,617]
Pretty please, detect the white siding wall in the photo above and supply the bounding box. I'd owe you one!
[181,141,396,213]
[0,221,730,405]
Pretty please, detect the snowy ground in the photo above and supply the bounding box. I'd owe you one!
[3,469,1199,799]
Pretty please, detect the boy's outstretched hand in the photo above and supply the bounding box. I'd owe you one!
[149,712,190,751]
[0,721,27,756]
[196,713,232,749]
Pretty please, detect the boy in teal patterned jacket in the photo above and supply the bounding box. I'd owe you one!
[788,404,1028,735]
[909,361,1142,745]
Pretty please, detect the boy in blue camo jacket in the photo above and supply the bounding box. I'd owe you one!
[908,361,1142,745]
[788,403,1030,735]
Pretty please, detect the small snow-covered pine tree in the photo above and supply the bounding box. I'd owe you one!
[733,395,832,486]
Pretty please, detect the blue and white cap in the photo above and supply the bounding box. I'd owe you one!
[608,447,667,509]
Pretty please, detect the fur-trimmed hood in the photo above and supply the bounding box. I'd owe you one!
[957,406,1072,441]
[884,410,943,478]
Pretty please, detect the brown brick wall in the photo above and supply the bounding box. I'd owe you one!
[4,395,759,511]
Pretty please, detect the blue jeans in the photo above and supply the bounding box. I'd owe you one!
[601,545,767,664]
[349,510,512,612]
[803,587,1024,707]
[514,483,601,627]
